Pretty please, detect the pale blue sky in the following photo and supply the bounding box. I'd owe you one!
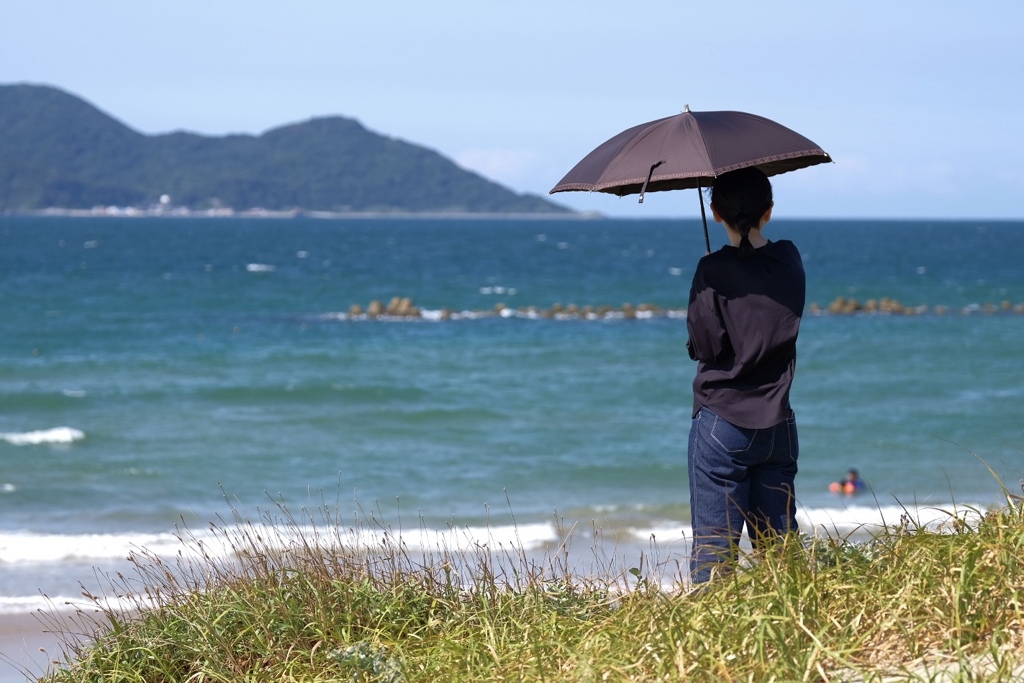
[3,2,1022,219]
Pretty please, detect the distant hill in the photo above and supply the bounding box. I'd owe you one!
[0,83,571,215]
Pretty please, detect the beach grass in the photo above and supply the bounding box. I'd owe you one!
[33,486,1024,683]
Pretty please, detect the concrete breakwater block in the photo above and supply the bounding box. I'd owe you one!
[343,296,1024,320]
[808,296,1024,316]
[343,298,675,320]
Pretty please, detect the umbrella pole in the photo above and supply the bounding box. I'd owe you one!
[697,180,711,253]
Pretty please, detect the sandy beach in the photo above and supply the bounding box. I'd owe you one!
[0,611,84,683]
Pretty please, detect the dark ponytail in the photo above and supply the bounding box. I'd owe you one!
[710,168,773,258]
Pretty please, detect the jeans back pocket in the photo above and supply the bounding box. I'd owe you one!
[709,413,757,454]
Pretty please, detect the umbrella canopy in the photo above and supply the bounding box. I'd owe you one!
[550,108,830,250]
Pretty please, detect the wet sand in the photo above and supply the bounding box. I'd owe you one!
[0,611,84,683]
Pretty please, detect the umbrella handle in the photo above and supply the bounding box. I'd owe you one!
[638,160,665,204]
[698,180,711,253]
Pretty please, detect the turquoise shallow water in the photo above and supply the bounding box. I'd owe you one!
[1,215,1023,608]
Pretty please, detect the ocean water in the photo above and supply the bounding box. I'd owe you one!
[1,215,1023,612]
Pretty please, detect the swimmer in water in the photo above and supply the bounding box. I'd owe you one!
[829,468,865,495]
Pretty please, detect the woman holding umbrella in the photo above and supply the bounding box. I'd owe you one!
[549,107,826,585]
[685,167,805,585]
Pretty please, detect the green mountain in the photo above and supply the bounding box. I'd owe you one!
[0,83,571,215]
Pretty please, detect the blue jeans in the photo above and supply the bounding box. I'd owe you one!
[688,406,799,584]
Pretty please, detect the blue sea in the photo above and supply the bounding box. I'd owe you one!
[2,215,1023,613]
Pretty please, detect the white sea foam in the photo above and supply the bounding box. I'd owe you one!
[622,501,993,549]
[0,427,85,446]
[0,522,561,568]
[245,263,276,273]
[0,594,88,614]
[0,530,192,564]
[0,498,992,569]
[389,522,558,553]
[0,594,151,615]
[798,503,987,536]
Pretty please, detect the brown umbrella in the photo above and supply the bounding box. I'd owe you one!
[550,106,830,251]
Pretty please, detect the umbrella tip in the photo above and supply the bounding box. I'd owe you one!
[684,104,691,113]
